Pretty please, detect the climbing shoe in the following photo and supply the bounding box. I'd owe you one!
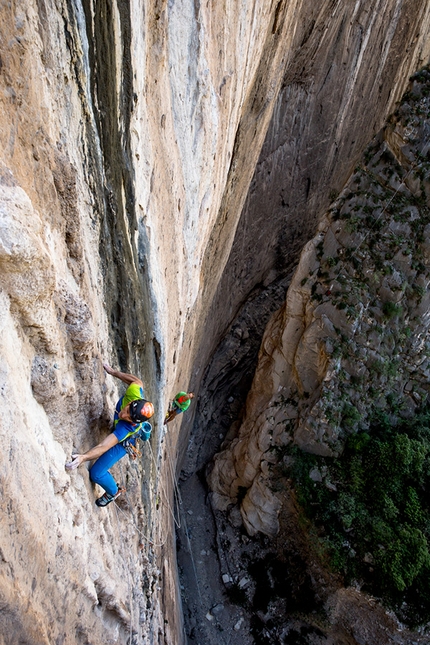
[95,485,125,507]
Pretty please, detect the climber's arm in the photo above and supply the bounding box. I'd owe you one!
[65,433,119,470]
[103,363,143,387]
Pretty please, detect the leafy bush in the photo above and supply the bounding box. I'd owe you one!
[286,406,430,625]
[382,301,402,319]
[341,403,361,428]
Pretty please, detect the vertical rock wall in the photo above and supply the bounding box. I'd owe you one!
[1,0,430,644]
[217,0,430,321]
[0,0,297,643]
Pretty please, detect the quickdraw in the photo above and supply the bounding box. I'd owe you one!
[123,440,142,460]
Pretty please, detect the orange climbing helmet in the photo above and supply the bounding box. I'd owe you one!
[130,399,154,422]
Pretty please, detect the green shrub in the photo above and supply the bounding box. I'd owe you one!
[341,403,361,428]
[285,405,430,625]
[382,301,402,319]
[326,256,338,267]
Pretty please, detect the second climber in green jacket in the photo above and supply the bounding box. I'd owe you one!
[164,391,194,425]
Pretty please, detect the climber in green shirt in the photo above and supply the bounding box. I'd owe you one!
[164,391,194,425]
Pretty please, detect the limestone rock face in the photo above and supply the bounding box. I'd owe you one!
[1,0,430,644]
[240,474,282,537]
[197,0,430,367]
[0,0,308,643]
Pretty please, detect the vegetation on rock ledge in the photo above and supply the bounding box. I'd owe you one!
[287,405,430,626]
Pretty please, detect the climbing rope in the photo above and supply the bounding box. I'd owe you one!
[147,439,182,530]
[113,502,135,645]
[177,489,203,605]
[156,427,204,603]
[109,424,184,547]
[116,456,168,548]
[114,498,167,549]
[109,414,203,613]
[161,428,183,514]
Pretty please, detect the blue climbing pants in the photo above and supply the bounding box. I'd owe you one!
[89,443,127,496]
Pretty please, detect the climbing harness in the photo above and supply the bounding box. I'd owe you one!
[120,422,151,461]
